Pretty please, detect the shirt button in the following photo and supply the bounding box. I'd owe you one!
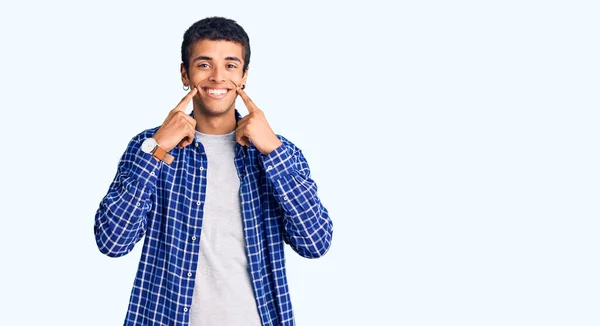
[191,236,197,241]
[136,202,141,206]
[196,201,201,206]
[199,167,204,171]
[150,171,155,176]
[188,272,192,277]
[283,196,289,201]
[183,307,188,312]
[266,165,273,171]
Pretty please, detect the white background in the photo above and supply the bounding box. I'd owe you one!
[1,1,598,325]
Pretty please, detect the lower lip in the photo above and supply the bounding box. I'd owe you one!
[203,88,230,99]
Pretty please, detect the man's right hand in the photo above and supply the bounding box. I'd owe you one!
[152,87,198,151]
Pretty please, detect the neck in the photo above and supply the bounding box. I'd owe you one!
[193,107,237,135]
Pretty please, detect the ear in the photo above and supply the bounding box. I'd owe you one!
[241,66,250,88]
[180,63,189,86]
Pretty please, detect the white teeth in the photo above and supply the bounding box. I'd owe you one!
[207,88,227,95]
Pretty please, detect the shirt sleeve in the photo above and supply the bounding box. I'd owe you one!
[94,133,160,258]
[262,137,333,258]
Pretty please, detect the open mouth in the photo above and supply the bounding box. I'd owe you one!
[202,87,232,99]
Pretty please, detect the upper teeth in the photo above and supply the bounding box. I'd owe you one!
[207,89,227,95]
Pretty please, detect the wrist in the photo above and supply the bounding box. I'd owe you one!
[141,137,174,164]
[260,138,283,155]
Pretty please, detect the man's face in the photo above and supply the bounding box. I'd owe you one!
[182,39,248,116]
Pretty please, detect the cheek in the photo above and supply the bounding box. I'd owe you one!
[192,75,211,88]
[189,69,207,79]
[232,74,246,85]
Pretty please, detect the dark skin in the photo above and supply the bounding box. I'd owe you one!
[152,39,282,155]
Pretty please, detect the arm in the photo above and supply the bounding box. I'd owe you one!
[232,86,332,258]
[263,138,333,258]
[94,88,198,257]
[94,134,160,258]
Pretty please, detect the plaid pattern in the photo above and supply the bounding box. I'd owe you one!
[94,112,333,326]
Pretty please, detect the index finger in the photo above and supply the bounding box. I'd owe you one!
[173,87,198,112]
[235,86,259,113]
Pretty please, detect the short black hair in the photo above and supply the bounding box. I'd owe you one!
[181,17,251,74]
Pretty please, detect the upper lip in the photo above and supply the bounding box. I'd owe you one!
[197,80,236,90]
[200,86,232,91]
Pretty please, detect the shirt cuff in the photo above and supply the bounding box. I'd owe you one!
[128,152,161,189]
[262,144,295,181]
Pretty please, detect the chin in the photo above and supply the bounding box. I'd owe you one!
[199,104,234,117]
[194,97,235,116]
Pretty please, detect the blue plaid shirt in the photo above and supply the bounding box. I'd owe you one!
[94,111,333,326]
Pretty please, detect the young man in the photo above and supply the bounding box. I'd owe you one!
[94,16,333,326]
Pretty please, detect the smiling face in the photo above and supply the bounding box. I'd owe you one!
[181,39,248,117]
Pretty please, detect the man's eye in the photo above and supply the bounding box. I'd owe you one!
[227,64,237,69]
[198,63,209,68]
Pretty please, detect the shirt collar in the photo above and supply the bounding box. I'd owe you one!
[188,109,247,157]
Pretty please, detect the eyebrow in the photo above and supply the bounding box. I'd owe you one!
[192,56,242,63]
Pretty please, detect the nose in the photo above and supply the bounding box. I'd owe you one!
[208,66,225,83]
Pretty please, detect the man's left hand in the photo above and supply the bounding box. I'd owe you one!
[235,86,283,155]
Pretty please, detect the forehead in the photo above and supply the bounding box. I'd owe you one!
[190,39,244,61]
